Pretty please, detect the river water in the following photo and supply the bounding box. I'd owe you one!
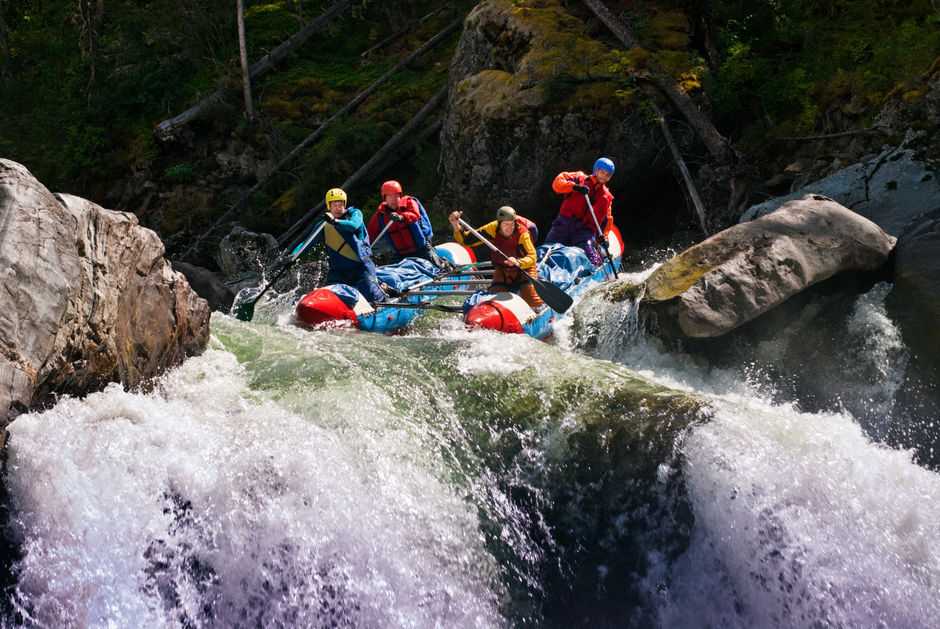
[3,270,939,627]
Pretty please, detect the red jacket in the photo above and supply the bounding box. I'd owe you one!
[552,171,614,233]
[367,195,426,255]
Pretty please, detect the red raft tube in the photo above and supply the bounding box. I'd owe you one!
[464,227,625,339]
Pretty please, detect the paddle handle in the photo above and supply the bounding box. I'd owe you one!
[371,217,394,246]
[581,192,618,278]
[457,218,511,263]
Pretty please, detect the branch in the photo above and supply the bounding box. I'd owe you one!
[581,0,733,165]
[179,19,459,260]
[777,127,888,142]
[279,87,447,249]
[654,104,708,234]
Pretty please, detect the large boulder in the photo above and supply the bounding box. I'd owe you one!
[887,211,940,376]
[741,145,940,236]
[641,195,896,338]
[0,159,210,422]
[434,0,662,226]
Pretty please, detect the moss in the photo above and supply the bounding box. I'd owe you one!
[606,281,646,303]
[643,245,728,302]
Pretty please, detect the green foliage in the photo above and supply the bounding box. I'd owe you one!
[164,162,196,183]
[709,0,940,135]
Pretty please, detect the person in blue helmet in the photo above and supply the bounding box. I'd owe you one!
[320,187,387,303]
[545,157,616,266]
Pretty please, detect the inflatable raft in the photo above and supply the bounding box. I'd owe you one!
[295,243,478,333]
[463,227,624,339]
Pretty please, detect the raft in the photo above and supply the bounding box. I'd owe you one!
[295,243,477,333]
[463,227,625,339]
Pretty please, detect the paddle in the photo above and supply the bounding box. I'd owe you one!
[457,218,573,313]
[581,191,619,279]
[372,301,465,313]
[233,220,326,321]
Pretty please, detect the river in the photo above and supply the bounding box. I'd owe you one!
[3,269,939,627]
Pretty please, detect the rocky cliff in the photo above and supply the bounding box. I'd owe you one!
[0,160,210,422]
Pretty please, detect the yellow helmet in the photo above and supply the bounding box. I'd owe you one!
[325,187,347,205]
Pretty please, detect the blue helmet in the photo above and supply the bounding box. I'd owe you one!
[593,157,615,175]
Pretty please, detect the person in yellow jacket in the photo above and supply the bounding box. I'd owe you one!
[448,206,544,309]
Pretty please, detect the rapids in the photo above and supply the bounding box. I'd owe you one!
[3,268,939,628]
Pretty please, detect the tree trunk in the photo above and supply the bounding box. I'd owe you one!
[581,0,733,165]
[155,0,352,139]
[654,104,708,234]
[236,0,254,121]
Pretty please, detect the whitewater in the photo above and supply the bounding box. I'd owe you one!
[3,267,939,627]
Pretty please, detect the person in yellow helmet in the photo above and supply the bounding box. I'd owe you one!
[448,206,543,309]
[316,187,386,302]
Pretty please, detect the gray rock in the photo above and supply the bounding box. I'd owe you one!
[216,225,278,282]
[434,0,663,226]
[741,146,940,236]
[0,159,210,422]
[643,195,896,338]
[171,261,235,313]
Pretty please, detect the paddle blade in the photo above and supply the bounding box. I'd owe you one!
[530,276,573,313]
[233,299,256,322]
[231,285,264,322]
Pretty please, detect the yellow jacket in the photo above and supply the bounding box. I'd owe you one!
[452,220,536,270]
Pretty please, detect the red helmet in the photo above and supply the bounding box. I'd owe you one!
[381,180,403,197]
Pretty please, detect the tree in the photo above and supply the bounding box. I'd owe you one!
[236,0,254,121]
[76,0,104,92]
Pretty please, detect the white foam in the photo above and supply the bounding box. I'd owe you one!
[6,348,502,627]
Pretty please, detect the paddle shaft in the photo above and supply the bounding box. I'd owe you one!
[581,192,619,279]
[457,218,573,313]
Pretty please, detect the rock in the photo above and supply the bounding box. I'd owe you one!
[643,194,896,338]
[0,159,210,422]
[742,144,940,237]
[171,261,235,313]
[887,211,940,376]
[216,225,278,283]
[434,0,663,226]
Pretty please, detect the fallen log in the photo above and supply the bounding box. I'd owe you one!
[279,86,447,248]
[181,19,458,260]
[581,0,733,165]
[654,103,708,234]
[155,0,352,140]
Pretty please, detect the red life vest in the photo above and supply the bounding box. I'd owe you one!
[492,220,527,267]
[370,196,423,254]
[558,175,613,228]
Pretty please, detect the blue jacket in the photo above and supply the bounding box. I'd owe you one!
[320,207,376,274]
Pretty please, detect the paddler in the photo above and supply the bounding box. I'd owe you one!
[367,180,449,268]
[448,206,544,309]
[319,187,387,303]
[545,157,616,266]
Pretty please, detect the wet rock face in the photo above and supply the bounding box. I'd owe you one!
[888,211,940,377]
[0,159,210,422]
[435,0,662,227]
[742,145,940,237]
[643,194,896,338]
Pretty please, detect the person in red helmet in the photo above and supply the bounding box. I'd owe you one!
[367,180,446,267]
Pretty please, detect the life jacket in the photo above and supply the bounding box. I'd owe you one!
[492,220,528,267]
[558,174,613,229]
[374,196,433,255]
[323,208,374,274]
